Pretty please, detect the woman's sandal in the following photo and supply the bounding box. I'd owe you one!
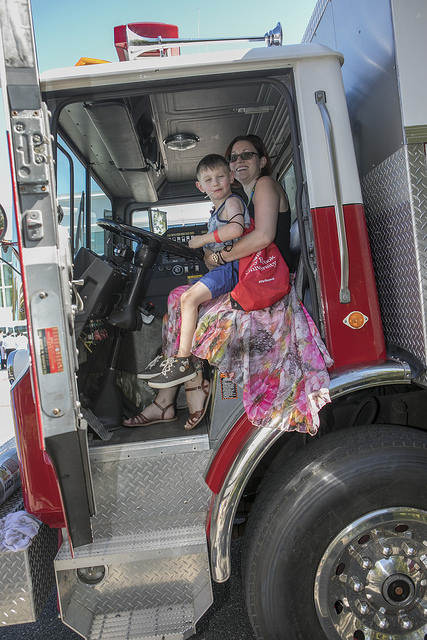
[184,379,212,431]
[123,401,177,428]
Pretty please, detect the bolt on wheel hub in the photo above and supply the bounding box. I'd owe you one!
[314,508,427,639]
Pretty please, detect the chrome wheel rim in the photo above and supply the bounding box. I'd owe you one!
[314,507,427,639]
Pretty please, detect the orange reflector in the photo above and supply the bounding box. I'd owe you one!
[75,57,110,66]
[343,311,369,329]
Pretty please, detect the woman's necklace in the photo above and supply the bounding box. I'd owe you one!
[247,179,258,206]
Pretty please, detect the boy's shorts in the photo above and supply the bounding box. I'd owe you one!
[199,260,239,298]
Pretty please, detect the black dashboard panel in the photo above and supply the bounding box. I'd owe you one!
[73,248,128,339]
[73,225,209,333]
[146,224,208,315]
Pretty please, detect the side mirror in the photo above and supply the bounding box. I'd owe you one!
[0,204,8,242]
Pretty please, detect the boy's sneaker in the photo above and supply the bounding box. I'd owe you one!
[148,356,197,389]
[137,354,165,380]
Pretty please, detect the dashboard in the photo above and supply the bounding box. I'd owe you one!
[146,224,208,314]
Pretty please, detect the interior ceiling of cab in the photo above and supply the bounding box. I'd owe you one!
[57,73,292,205]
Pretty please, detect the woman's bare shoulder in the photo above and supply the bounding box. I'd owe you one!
[256,175,286,197]
[256,175,276,188]
[256,176,289,210]
[257,175,283,191]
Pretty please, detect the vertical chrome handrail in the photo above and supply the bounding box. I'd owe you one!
[315,90,351,304]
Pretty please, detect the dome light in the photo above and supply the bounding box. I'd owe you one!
[163,133,199,151]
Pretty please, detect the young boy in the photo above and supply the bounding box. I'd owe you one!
[143,154,249,388]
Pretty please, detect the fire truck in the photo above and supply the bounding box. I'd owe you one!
[1,0,427,638]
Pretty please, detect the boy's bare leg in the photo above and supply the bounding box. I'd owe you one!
[177,282,212,357]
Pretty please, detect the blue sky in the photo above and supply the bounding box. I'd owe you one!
[31,0,317,71]
[0,0,317,218]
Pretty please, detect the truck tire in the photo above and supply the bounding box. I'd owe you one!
[242,425,427,640]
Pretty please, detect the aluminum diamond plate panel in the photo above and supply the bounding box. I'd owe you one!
[60,553,209,613]
[57,542,213,639]
[302,0,329,43]
[89,604,195,640]
[90,451,211,533]
[56,445,214,640]
[0,522,57,625]
[55,514,207,568]
[0,488,23,519]
[362,143,427,375]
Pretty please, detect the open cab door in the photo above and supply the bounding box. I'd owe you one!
[0,0,94,549]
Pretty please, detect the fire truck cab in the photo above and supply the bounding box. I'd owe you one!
[1,0,427,639]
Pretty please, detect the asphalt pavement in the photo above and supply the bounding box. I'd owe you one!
[0,369,256,640]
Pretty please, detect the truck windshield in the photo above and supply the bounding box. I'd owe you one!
[132,202,211,233]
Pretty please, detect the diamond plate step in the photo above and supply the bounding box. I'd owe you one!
[55,513,207,569]
[89,449,212,536]
[56,438,214,637]
[55,514,213,640]
[88,604,196,640]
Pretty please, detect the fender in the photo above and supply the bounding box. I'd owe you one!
[10,361,64,526]
[207,358,412,583]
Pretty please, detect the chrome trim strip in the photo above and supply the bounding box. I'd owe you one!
[329,359,412,399]
[315,90,350,304]
[209,358,412,583]
[89,433,210,462]
[210,426,283,583]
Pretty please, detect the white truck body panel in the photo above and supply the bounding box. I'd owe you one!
[391,0,427,140]
[305,0,427,377]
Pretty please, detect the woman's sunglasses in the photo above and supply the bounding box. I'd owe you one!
[226,151,260,163]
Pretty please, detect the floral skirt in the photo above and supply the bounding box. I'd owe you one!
[162,284,333,435]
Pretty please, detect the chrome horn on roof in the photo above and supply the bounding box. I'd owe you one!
[126,22,282,59]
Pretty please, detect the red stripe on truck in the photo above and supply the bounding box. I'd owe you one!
[311,203,386,369]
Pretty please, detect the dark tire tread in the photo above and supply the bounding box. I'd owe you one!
[241,426,427,640]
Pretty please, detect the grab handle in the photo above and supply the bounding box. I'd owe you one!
[315,90,351,304]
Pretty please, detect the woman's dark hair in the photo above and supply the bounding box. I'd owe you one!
[225,134,272,177]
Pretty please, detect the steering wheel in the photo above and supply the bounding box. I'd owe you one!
[97,218,203,260]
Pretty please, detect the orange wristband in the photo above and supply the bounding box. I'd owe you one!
[214,229,221,243]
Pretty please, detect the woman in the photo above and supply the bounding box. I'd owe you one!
[204,135,291,270]
[124,135,332,433]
